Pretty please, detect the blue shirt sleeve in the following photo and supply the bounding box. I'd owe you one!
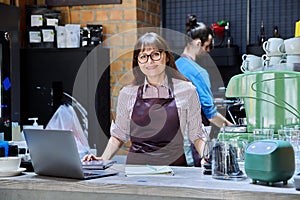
[176,57,218,119]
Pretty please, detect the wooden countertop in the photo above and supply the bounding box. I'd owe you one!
[0,164,299,200]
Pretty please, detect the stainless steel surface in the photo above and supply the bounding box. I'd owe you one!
[223,125,247,133]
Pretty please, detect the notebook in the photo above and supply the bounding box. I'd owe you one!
[23,129,118,180]
[125,165,174,177]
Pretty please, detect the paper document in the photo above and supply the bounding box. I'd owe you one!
[125,165,174,176]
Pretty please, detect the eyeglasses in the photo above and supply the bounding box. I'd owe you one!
[137,50,163,64]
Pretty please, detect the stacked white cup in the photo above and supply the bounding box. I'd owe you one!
[240,54,263,73]
[262,38,285,68]
[279,37,300,64]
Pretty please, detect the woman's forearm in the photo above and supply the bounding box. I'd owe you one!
[193,138,206,159]
[101,136,124,160]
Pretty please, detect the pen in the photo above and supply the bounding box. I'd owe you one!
[146,164,157,171]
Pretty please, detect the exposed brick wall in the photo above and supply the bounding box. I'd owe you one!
[52,1,160,119]
[19,0,161,120]
[0,0,10,5]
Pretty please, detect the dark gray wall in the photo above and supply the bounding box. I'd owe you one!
[162,0,300,54]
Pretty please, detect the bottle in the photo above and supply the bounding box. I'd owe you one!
[23,118,44,130]
[273,25,280,38]
[258,21,266,46]
[225,22,231,48]
[12,122,22,141]
[295,20,300,37]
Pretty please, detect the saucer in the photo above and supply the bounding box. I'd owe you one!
[0,168,26,177]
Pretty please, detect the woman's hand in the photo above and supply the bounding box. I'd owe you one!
[81,154,102,162]
[201,156,208,166]
[81,136,123,162]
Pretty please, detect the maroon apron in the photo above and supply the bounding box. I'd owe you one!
[126,81,187,166]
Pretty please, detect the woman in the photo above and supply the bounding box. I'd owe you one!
[175,15,233,166]
[82,32,206,166]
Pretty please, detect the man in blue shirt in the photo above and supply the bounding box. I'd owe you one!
[176,15,233,166]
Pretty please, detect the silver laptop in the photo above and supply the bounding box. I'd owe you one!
[23,129,118,180]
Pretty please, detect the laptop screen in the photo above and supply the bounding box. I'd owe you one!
[23,129,117,179]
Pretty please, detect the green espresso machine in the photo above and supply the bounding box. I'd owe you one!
[225,70,300,137]
[224,70,300,184]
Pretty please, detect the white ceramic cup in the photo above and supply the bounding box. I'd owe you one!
[261,54,270,67]
[240,54,262,72]
[281,37,300,54]
[263,38,284,56]
[279,58,287,63]
[0,157,21,171]
[286,54,300,63]
[269,56,282,65]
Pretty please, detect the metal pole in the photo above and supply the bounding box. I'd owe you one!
[246,0,250,45]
